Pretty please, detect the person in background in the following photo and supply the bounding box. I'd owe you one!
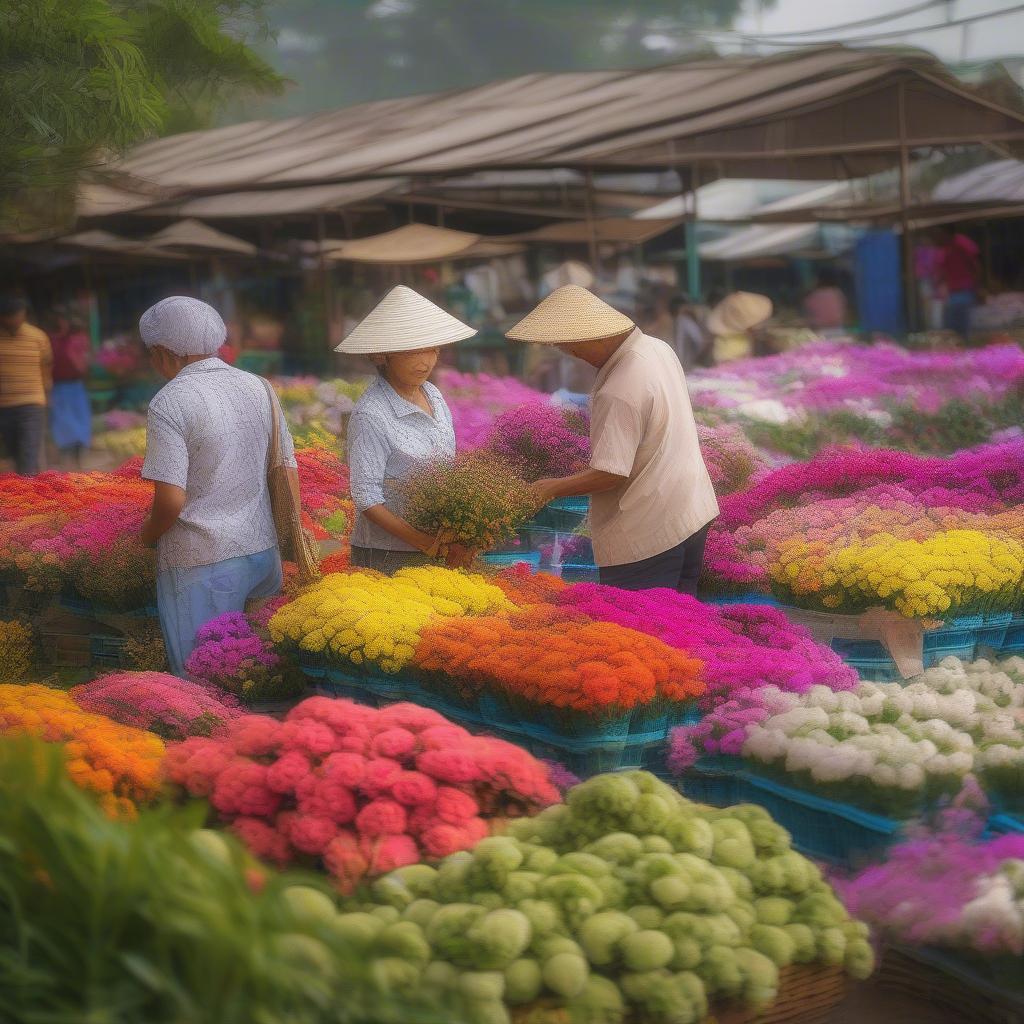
[706,291,773,364]
[138,296,297,677]
[339,285,477,575]
[936,224,981,340]
[0,292,51,476]
[914,238,944,330]
[669,294,713,370]
[47,305,92,467]
[508,285,718,593]
[802,269,848,335]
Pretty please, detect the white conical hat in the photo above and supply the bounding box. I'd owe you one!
[506,285,634,344]
[335,285,477,354]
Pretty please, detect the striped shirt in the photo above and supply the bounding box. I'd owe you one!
[0,323,52,408]
[347,376,455,551]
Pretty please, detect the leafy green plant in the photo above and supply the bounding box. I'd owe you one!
[0,737,446,1024]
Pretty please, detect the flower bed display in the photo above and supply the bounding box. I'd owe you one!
[0,683,164,817]
[690,340,1024,456]
[669,656,1024,820]
[337,771,872,1024]
[165,696,560,890]
[706,442,1024,619]
[481,401,590,482]
[435,369,548,449]
[72,671,243,739]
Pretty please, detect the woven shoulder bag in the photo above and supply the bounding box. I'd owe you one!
[261,377,320,583]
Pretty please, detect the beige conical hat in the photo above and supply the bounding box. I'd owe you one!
[335,285,477,354]
[707,292,772,336]
[506,285,634,344]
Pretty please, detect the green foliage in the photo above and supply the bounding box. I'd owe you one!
[1,0,282,228]
[0,737,435,1024]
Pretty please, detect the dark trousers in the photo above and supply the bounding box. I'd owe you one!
[350,546,433,575]
[0,404,45,476]
[598,524,712,593]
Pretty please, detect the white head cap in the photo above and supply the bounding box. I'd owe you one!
[139,296,226,357]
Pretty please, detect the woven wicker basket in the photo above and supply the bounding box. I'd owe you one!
[511,965,847,1024]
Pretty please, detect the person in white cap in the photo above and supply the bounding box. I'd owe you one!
[507,285,718,593]
[706,291,772,364]
[338,285,477,574]
[138,296,298,675]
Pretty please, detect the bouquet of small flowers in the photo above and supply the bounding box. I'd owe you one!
[186,611,305,704]
[483,401,590,482]
[400,450,535,551]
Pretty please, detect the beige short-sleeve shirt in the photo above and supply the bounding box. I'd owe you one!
[588,329,719,567]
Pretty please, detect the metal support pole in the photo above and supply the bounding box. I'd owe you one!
[584,168,600,275]
[897,82,915,337]
[686,164,702,302]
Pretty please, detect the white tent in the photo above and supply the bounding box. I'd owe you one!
[933,159,1024,203]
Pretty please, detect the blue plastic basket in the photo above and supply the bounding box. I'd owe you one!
[845,655,907,683]
[1002,615,1024,654]
[529,497,589,533]
[740,771,903,867]
[923,620,978,663]
[672,756,746,807]
[986,812,1024,836]
[977,611,1013,654]
[481,550,542,570]
[708,593,782,608]
[559,563,599,583]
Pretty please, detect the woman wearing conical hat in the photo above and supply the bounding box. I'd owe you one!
[337,286,476,574]
[507,285,719,594]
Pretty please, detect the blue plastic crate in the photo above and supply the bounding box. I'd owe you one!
[628,705,669,741]
[672,756,746,808]
[1002,615,1024,654]
[846,655,906,683]
[708,593,782,608]
[529,497,589,533]
[977,611,1013,653]
[987,812,1024,836]
[740,771,903,867]
[923,621,977,663]
[559,563,599,583]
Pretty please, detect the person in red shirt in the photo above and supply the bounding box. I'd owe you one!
[936,225,981,339]
[47,306,92,466]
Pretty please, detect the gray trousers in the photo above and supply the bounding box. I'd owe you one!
[0,404,45,476]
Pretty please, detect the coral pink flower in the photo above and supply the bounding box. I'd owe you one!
[231,816,291,866]
[356,799,408,838]
[370,727,417,761]
[212,759,281,817]
[280,719,340,758]
[390,771,438,808]
[435,786,479,825]
[417,748,480,784]
[284,813,338,855]
[420,823,474,859]
[322,751,368,788]
[266,751,313,795]
[323,832,368,894]
[359,757,403,797]
[361,834,420,874]
[228,716,283,758]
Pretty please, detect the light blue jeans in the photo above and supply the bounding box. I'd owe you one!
[157,546,283,677]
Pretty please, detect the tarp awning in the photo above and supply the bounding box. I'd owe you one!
[510,217,680,244]
[932,159,1024,202]
[97,47,1024,198]
[146,219,258,256]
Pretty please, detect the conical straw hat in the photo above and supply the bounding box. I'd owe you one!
[707,292,772,336]
[335,285,477,354]
[506,285,634,344]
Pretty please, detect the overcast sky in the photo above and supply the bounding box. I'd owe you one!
[729,0,1024,63]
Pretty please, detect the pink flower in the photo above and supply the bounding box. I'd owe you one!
[322,751,368,788]
[361,834,420,874]
[164,738,232,796]
[390,771,438,808]
[420,823,474,859]
[374,703,447,733]
[359,758,403,798]
[266,751,313,795]
[323,831,368,893]
[356,799,408,838]
[227,716,283,757]
[297,778,357,825]
[211,759,281,817]
[231,816,291,866]
[370,727,417,761]
[435,786,479,825]
[418,725,469,750]
[417,748,480,784]
[284,813,338,855]
[280,719,340,758]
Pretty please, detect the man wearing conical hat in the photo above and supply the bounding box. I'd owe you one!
[507,285,719,593]
[338,286,477,574]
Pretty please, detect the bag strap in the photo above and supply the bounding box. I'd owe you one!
[260,377,282,471]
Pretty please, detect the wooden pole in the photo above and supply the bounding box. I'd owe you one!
[316,213,332,361]
[897,81,916,337]
[686,164,702,302]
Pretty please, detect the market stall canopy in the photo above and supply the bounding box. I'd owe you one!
[700,223,825,261]
[323,223,523,263]
[57,229,188,260]
[133,178,406,218]
[932,159,1024,203]
[96,47,1024,199]
[510,217,680,244]
[635,179,836,222]
[146,219,258,256]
